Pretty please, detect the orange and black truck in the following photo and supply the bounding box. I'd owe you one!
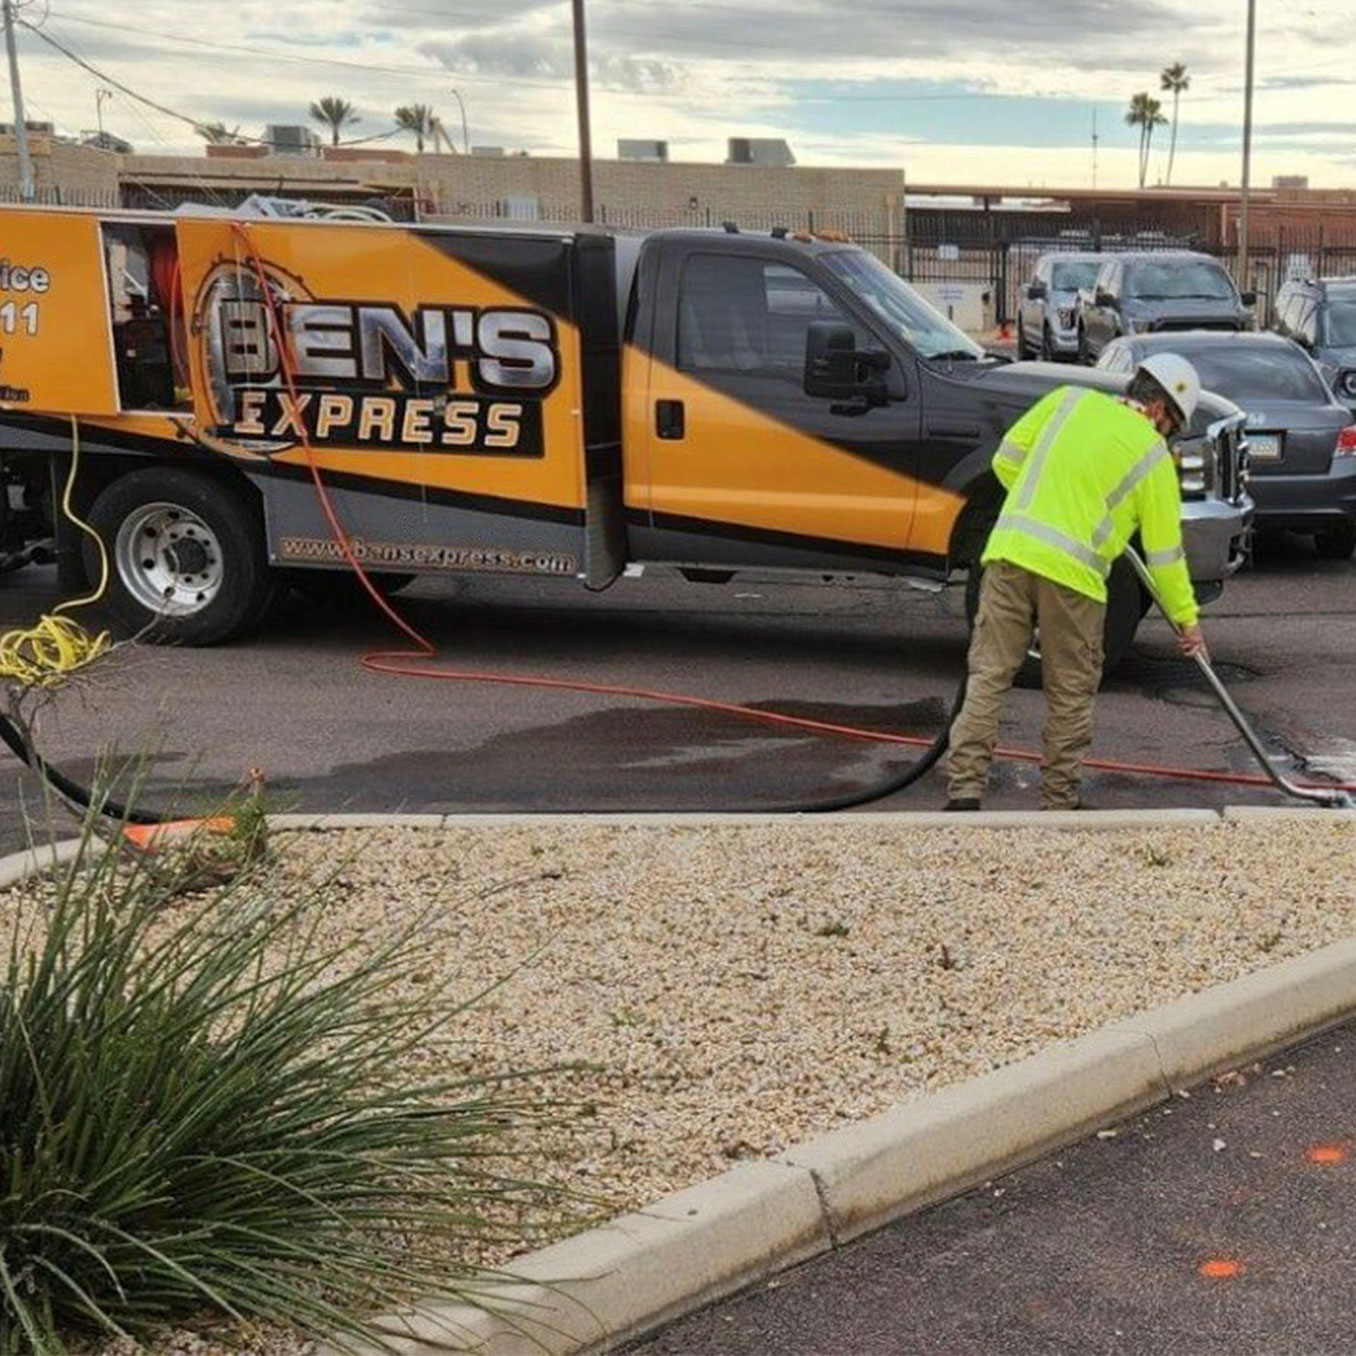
[0,205,1252,669]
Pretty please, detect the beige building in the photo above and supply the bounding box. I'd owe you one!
[0,133,904,252]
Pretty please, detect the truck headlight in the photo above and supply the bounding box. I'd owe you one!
[1173,440,1211,498]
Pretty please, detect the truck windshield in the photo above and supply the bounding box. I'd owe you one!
[1126,261,1236,301]
[1051,260,1101,291]
[821,250,985,361]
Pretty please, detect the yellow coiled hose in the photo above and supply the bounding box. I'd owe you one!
[0,416,112,688]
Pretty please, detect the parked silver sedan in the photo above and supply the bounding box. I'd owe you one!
[1098,331,1356,559]
[1016,252,1103,361]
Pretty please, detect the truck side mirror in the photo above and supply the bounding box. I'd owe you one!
[1240,290,1257,307]
[1027,281,1048,301]
[804,321,861,400]
[1095,288,1116,307]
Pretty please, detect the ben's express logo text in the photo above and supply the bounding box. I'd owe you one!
[214,298,560,457]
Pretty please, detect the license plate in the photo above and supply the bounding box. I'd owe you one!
[1247,432,1282,461]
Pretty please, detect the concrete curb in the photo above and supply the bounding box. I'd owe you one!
[273,808,1232,832]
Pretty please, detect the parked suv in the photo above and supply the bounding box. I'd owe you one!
[1076,251,1256,362]
[1271,275,1356,413]
[1016,252,1103,361]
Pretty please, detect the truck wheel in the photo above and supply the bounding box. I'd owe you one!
[1314,520,1356,560]
[85,467,275,645]
[964,556,1145,690]
[1076,326,1090,365]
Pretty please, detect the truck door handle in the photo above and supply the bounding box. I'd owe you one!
[656,399,685,440]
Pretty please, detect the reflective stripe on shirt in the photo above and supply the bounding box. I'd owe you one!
[1088,442,1171,552]
[1144,544,1185,567]
[994,511,1112,578]
[1014,388,1083,512]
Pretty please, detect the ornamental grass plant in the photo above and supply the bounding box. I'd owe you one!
[0,801,580,1354]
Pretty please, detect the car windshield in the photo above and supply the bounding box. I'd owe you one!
[1175,347,1328,403]
[1126,261,1236,301]
[1051,261,1101,291]
[820,250,985,360]
[1322,298,1356,347]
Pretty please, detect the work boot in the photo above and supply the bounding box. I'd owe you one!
[945,797,982,812]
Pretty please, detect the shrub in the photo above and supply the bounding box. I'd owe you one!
[0,810,576,1353]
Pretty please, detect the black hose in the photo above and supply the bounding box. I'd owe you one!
[0,711,166,826]
[796,673,966,813]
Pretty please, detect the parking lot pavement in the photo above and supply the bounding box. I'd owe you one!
[0,534,1348,849]
[624,1020,1356,1356]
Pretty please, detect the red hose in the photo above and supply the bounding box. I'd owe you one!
[228,224,1356,801]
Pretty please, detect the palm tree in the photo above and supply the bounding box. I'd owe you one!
[310,96,359,147]
[1159,63,1190,186]
[1125,92,1168,189]
[394,104,436,154]
[197,121,244,146]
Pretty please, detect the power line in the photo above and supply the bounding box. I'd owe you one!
[23,19,407,148]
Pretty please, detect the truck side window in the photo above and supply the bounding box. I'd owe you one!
[677,254,857,378]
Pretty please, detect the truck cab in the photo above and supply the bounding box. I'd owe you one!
[620,228,1251,669]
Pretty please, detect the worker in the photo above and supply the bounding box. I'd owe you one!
[946,353,1207,812]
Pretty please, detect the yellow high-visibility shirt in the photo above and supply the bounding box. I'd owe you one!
[983,385,1199,627]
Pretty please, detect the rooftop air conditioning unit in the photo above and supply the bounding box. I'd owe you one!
[265,125,322,157]
[726,137,794,167]
[618,139,669,162]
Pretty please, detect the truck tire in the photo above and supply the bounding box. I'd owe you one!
[964,556,1146,689]
[84,467,276,645]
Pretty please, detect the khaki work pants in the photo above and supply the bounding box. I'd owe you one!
[948,560,1106,810]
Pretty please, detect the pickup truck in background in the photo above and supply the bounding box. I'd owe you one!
[1016,251,1103,361]
[0,208,1252,673]
[1076,250,1257,362]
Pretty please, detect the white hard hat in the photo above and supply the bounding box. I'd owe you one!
[1135,352,1201,427]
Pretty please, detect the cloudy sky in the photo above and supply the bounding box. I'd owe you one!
[9,0,1356,189]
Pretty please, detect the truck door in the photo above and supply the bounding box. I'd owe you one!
[632,243,924,574]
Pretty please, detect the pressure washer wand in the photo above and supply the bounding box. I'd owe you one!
[1124,546,1353,810]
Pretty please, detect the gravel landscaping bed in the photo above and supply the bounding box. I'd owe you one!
[8,816,1354,1354]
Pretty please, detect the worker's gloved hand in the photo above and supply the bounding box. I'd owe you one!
[1178,623,1207,660]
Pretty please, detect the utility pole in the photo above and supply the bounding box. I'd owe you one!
[571,0,595,223]
[2,0,33,202]
[1238,0,1257,289]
